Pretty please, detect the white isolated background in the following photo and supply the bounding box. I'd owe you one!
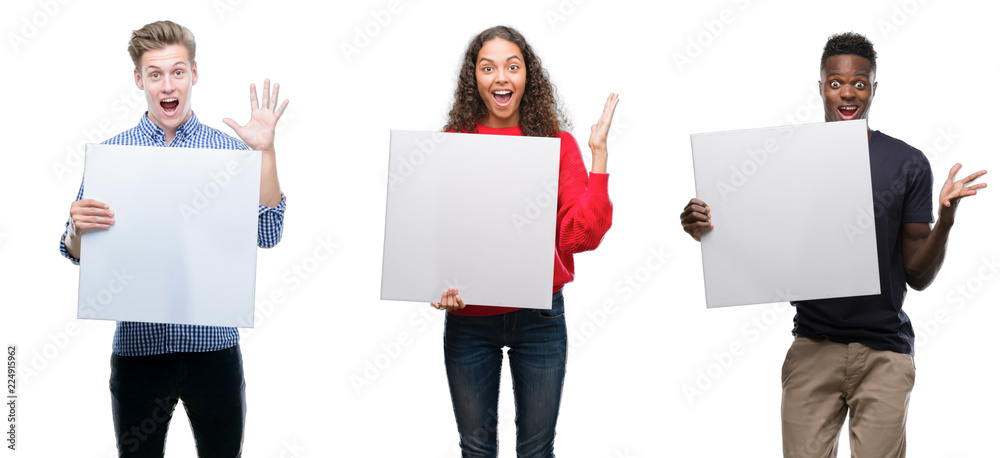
[0,0,996,456]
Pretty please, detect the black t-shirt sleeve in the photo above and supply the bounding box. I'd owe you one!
[902,153,934,223]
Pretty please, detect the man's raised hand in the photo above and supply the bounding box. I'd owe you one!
[939,163,987,222]
[223,78,289,153]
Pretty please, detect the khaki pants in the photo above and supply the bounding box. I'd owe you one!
[781,335,915,458]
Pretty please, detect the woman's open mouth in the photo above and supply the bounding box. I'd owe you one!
[492,90,513,107]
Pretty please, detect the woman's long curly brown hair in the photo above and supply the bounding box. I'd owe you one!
[444,26,569,138]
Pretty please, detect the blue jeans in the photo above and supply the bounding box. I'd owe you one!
[444,290,567,458]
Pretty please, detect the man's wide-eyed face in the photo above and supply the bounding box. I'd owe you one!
[820,54,876,123]
[134,43,198,136]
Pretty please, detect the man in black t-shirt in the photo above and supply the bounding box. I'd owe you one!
[680,32,988,457]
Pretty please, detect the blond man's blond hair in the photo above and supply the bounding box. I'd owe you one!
[127,20,196,69]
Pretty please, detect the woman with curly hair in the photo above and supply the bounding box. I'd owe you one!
[432,25,619,457]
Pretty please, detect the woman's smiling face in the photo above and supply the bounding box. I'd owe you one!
[475,37,526,128]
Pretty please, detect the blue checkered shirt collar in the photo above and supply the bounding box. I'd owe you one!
[136,111,202,144]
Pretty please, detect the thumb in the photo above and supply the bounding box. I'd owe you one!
[222,118,239,132]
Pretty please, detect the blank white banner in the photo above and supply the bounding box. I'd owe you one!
[78,143,261,327]
[691,120,880,308]
[381,130,559,309]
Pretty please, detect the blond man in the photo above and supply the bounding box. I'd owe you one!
[60,20,288,457]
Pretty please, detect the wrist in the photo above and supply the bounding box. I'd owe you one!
[592,152,608,172]
[937,206,957,227]
[64,232,80,256]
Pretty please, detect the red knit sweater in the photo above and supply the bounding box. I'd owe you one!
[450,124,613,317]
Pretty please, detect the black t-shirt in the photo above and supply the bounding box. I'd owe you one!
[792,130,934,355]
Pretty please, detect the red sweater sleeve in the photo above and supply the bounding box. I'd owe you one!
[555,131,613,254]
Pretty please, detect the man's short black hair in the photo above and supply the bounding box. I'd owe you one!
[821,32,877,73]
